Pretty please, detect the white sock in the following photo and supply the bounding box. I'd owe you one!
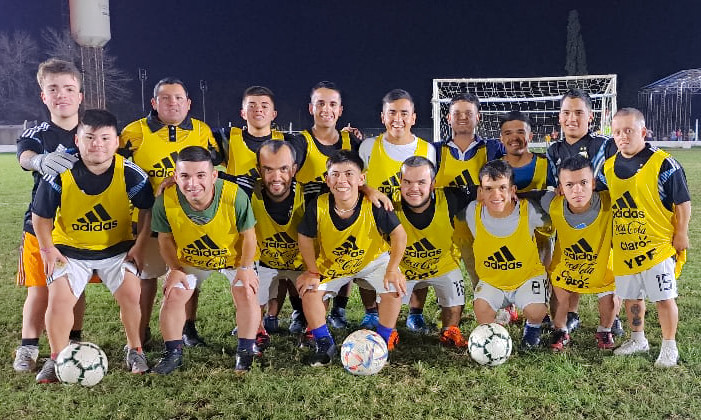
[597,326,611,333]
[661,339,677,350]
[631,331,646,342]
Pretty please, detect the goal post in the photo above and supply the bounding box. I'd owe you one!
[431,74,617,143]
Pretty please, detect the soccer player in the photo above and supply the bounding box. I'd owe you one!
[602,108,690,368]
[546,89,620,334]
[396,156,470,347]
[33,109,154,383]
[296,150,407,366]
[14,58,89,373]
[120,77,220,347]
[541,155,617,351]
[464,160,549,349]
[151,146,259,374]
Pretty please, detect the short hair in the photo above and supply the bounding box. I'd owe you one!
[176,145,213,166]
[36,58,82,90]
[613,107,646,126]
[310,81,342,102]
[79,109,117,132]
[449,93,480,111]
[256,140,297,167]
[400,156,436,180]
[153,77,188,98]
[382,89,414,108]
[326,149,364,172]
[558,154,593,177]
[561,89,592,110]
[478,160,514,186]
[243,86,276,108]
[500,110,532,130]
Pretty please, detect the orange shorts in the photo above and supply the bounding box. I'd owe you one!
[16,232,100,287]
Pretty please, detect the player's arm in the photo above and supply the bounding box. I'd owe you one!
[673,201,690,254]
[125,162,155,271]
[359,185,393,211]
[19,146,78,177]
[235,227,259,297]
[158,232,190,298]
[31,178,65,276]
[385,225,407,297]
[296,197,321,296]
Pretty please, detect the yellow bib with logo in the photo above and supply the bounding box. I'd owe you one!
[316,194,389,281]
[549,193,615,293]
[251,182,305,270]
[604,149,678,275]
[366,134,430,195]
[226,127,284,178]
[435,144,486,188]
[473,201,544,290]
[163,181,242,269]
[296,130,351,184]
[517,154,548,193]
[395,189,460,280]
[53,155,133,251]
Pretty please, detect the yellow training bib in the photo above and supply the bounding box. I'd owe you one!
[296,130,351,184]
[226,127,284,178]
[435,144,486,188]
[366,134,430,195]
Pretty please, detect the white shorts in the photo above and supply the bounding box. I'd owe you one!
[174,264,257,290]
[317,253,394,300]
[474,275,548,312]
[49,252,138,298]
[403,269,465,307]
[615,256,678,302]
[257,265,302,306]
[140,236,168,280]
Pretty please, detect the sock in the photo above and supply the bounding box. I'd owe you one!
[238,338,255,353]
[365,308,379,315]
[376,324,393,343]
[69,329,82,341]
[132,346,143,353]
[631,331,646,342]
[50,352,58,360]
[333,296,349,310]
[525,321,542,329]
[661,339,677,350]
[21,338,39,347]
[165,340,184,353]
[409,307,423,315]
[557,327,568,333]
[183,320,196,334]
[597,326,611,333]
[289,296,303,312]
[311,325,333,344]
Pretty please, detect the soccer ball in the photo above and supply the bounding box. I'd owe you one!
[55,342,108,386]
[468,323,513,366]
[341,329,388,375]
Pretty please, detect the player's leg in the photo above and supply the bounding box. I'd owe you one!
[287,278,307,334]
[594,292,616,349]
[472,280,505,324]
[406,287,429,333]
[263,273,285,333]
[515,275,548,350]
[183,289,203,346]
[434,270,467,348]
[358,255,403,350]
[327,282,350,329]
[647,257,679,367]
[138,237,168,346]
[228,268,262,372]
[549,286,571,351]
[613,272,650,356]
[358,286,379,329]
[302,278,348,366]
[252,266,276,354]
[71,292,87,342]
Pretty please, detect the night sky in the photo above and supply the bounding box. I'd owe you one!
[3,0,701,130]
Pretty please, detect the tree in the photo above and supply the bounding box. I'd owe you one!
[0,31,42,123]
[565,10,588,76]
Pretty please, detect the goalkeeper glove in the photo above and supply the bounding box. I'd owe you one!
[28,150,79,177]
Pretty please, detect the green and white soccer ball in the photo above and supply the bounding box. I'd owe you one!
[468,323,513,366]
[55,342,108,386]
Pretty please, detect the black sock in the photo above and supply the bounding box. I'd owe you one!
[365,308,378,315]
[290,296,303,312]
[21,338,39,347]
[183,320,196,334]
[333,296,349,309]
[409,308,423,315]
[69,329,82,341]
[165,340,184,353]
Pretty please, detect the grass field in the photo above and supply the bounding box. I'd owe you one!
[0,150,699,420]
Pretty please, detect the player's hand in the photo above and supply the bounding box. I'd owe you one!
[673,231,689,254]
[157,176,176,196]
[31,151,79,177]
[365,187,394,211]
[125,242,145,275]
[163,268,188,299]
[40,246,67,282]
[383,268,406,298]
[341,124,364,141]
[235,266,259,298]
[296,271,321,297]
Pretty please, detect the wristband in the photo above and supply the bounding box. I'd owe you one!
[39,248,51,253]
[306,270,320,276]
[239,265,255,270]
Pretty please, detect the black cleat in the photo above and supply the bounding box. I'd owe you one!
[289,310,307,334]
[182,329,206,347]
[152,349,183,375]
[235,349,255,373]
[566,312,581,333]
[327,307,349,329]
[309,336,336,367]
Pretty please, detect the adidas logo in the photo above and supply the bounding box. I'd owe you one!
[71,204,118,232]
[451,169,476,187]
[378,172,401,195]
[484,246,522,270]
[183,234,227,257]
[262,232,297,249]
[147,151,179,178]
[405,238,441,258]
[612,191,645,218]
[246,167,261,179]
[332,235,364,258]
[563,238,596,261]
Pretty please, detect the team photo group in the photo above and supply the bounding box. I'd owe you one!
[13,57,690,384]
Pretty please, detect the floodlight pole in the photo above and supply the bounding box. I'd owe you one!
[139,68,147,114]
[200,80,208,123]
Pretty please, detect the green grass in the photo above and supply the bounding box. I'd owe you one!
[1,150,700,419]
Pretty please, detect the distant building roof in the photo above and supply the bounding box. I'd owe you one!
[639,69,701,94]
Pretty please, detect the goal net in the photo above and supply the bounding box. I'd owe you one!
[431,75,617,143]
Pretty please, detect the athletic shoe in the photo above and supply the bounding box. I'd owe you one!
[550,329,570,352]
[182,329,206,347]
[506,304,519,323]
[327,307,349,329]
[541,315,552,330]
[521,325,542,350]
[387,329,399,351]
[298,329,315,349]
[309,336,336,367]
[263,315,280,334]
[495,309,511,325]
[439,326,468,348]
[654,346,679,368]
[566,312,580,332]
[36,359,59,384]
[360,312,380,330]
[611,316,625,337]
[289,310,307,334]
[235,348,255,373]
[230,326,238,336]
[152,349,184,375]
[125,348,150,374]
[595,331,615,350]
[13,344,39,372]
[406,313,427,333]
[253,330,271,356]
[613,338,650,356]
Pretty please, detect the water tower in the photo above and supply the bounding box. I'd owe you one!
[69,0,111,109]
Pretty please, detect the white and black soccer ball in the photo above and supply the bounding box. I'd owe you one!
[55,342,108,386]
[468,323,513,366]
[341,329,388,375]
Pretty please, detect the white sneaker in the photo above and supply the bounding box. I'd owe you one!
[613,338,650,356]
[13,345,39,372]
[654,346,679,368]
